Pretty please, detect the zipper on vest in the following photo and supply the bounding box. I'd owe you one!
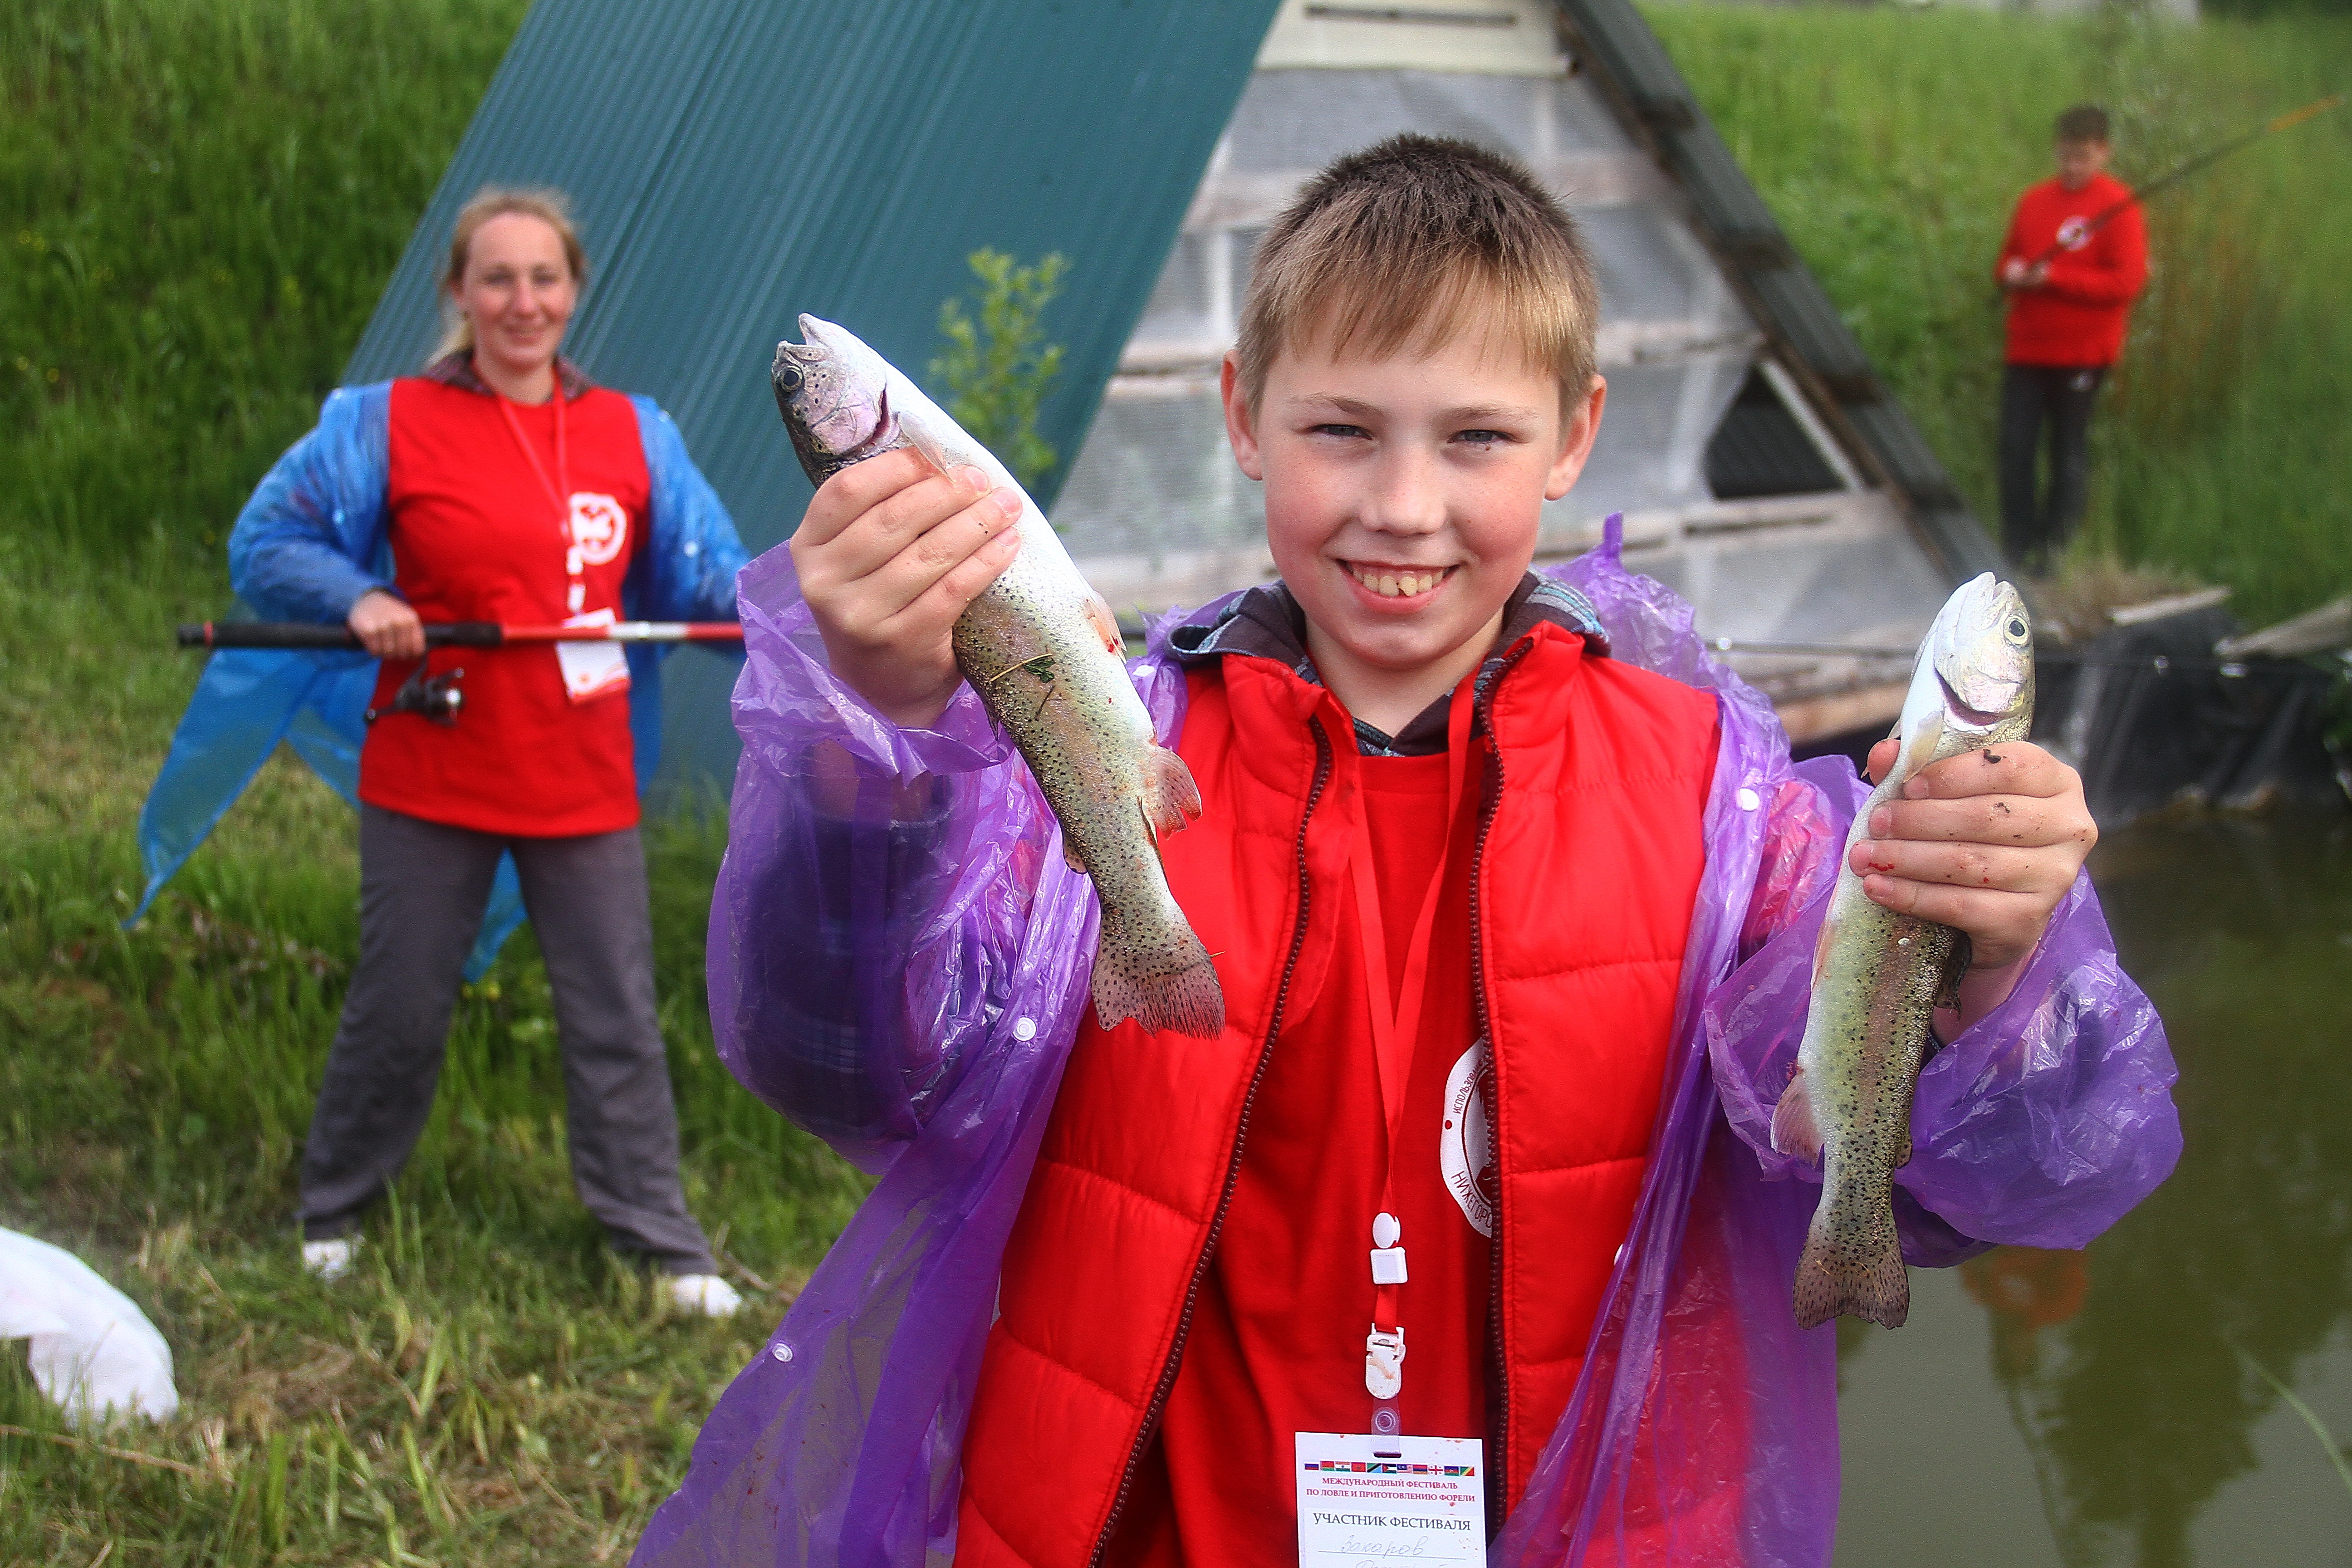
[1470,638,1534,1536]
[1088,717,1336,1566]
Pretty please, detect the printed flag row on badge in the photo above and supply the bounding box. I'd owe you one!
[1301,1460,1477,1475]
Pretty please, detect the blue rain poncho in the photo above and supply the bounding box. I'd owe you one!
[132,379,747,972]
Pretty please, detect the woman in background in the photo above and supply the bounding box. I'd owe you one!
[229,188,748,1315]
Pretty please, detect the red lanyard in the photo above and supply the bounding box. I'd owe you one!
[1344,674,1477,1402]
[495,384,570,536]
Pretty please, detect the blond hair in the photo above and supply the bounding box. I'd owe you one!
[1235,134,1599,416]
[431,186,589,362]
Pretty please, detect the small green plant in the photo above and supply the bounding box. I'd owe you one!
[929,248,1070,493]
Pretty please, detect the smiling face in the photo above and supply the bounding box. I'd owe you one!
[1221,310,1604,732]
[451,212,577,394]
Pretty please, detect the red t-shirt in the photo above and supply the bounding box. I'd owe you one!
[361,377,651,837]
[1105,748,1493,1564]
[1998,172,2148,367]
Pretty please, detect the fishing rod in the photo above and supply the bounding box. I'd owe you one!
[176,620,745,650]
[2019,91,2347,269]
[176,620,746,726]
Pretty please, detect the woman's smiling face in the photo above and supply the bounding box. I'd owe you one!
[1221,312,1604,728]
[454,212,578,387]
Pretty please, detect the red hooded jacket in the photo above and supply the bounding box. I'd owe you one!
[1998,173,2148,368]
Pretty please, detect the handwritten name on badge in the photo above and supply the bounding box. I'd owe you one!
[1295,1432,1485,1566]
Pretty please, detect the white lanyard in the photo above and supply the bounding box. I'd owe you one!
[495,385,585,609]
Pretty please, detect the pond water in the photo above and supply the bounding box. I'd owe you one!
[1834,808,2352,1568]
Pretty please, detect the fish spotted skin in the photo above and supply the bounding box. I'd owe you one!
[1772,573,2034,1330]
[771,317,1224,1039]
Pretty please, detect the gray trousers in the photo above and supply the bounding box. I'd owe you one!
[298,805,715,1274]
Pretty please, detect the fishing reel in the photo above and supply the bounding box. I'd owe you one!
[365,662,465,727]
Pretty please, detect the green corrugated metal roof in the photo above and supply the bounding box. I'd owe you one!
[347,0,1284,790]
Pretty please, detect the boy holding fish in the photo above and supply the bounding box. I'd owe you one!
[635,137,2177,1568]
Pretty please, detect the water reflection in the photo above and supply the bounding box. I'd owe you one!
[1962,1248,2088,1382]
[1834,809,2352,1568]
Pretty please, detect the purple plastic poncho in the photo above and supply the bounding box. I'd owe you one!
[634,519,2179,1568]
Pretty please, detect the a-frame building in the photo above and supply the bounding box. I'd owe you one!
[347,0,2002,778]
[1052,0,2003,744]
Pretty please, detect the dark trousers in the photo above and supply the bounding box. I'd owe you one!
[1998,363,2107,569]
[298,805,715,1274]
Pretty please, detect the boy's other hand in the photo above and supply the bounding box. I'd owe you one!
[1852,738,2097,1018]
[790,447,1024,729]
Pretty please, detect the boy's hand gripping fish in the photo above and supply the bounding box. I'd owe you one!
[1771,573,2034,1329]
[771,316,1225,1039]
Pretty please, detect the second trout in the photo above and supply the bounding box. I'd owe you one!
[1771,573,2035,1329]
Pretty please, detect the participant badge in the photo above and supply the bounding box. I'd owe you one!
[1295,1431,1485,1565]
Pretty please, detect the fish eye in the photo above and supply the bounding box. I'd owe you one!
[2006,618,2027,639]
[776,363,804,393]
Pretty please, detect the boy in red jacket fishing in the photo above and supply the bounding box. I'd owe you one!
[1995,103,2150,570]
[636,135,2177,1568]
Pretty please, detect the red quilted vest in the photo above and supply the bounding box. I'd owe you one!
[955,622,1719,1566]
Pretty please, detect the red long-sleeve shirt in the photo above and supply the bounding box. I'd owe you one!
[1997,172,2148,367]
[1106,749,1493,1564]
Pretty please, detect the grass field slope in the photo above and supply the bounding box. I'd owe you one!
[3,2,2347,1561]
[3,4,865,1561]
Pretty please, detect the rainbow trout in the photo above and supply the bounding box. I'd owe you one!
[1771,573,2034,1329]
[771,316,1224,1039]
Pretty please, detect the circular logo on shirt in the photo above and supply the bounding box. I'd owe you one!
[2055,216,2092,251]
[568,491,629,566]
[1441,1039,1497,1238]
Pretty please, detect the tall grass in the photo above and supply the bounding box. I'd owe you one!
[1649,4,2352,624]
[2,3,870,1559]
[0,0,531,558]
[0,549,870,1563]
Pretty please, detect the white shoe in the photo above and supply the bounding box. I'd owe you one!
[301,1237,358,1281]
[664,1273,742,1318]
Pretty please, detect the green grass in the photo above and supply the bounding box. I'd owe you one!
[0,548,869,1564]
[1,4,871,1561]
[0,0,533,559]
[1650,2,2352,625]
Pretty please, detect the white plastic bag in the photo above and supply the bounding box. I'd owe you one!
[0,1227,178,1425]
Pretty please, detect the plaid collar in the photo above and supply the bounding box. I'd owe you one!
[1169,574,1609,757]
[421,350,593,400]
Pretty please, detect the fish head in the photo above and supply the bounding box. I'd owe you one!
[1925,573,2035,738]
[771,315,907,483]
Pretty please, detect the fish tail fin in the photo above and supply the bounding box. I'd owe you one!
[1793,1164,1910,1331]
[1093,903,1225,1039]
[1139,743,1204,839]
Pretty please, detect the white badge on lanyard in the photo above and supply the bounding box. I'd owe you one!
[1296,1431,1485,1564]
[556,608,631,703]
